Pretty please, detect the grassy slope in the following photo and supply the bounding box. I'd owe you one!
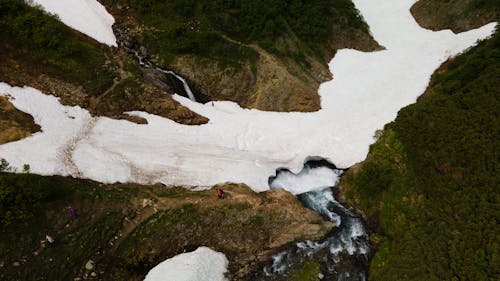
[102,0,377,113]
[0,168,331,280]
[342,28,499,280]
[120,0,369,67]
[0,0,207,125]
[411,0,499,32]
[0,0,114,94]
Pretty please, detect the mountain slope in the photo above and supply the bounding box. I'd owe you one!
[411,0,499,32]
[0,170,332,280]
[101,0,380,112]
[341,27,499,281]
[0,0,207,126]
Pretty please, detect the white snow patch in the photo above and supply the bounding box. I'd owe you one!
[29,0,117,46]
[0,83,91,176]
[0,0,497,194]
[270,167,343,195]
[143,247,228,281]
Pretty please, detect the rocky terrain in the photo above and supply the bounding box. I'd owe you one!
[411,0,499,32]
[0,172,333,281]
[0,0,206,126]
[0,96,40,145]
[100,0,381,112]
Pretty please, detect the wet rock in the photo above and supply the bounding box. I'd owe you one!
[85,260,95,271]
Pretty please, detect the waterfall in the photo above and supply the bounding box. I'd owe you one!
[123,46,197,102]
[155,69,196,101]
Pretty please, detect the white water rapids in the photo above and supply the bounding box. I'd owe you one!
[255,159,370,280]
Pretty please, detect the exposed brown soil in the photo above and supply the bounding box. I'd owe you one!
[101,1,381,113]
[170,27,381,112]
[112,184,334,280]
[0,96,40,144]
[0,177,333,281]
[411,0,499,33]
[0,36,207,127]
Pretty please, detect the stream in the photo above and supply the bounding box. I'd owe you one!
[114,27,198,102]
[253,158,371,281]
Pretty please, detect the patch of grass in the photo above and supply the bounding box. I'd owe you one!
[119,0,369,69]
[290,261,321,281]
[112,201,278,278]
[411,0,499,32]
[0,0,114,94]
[0,170,133,280]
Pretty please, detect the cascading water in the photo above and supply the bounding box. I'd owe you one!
[114,27,197,102]
[253,158,371,281]
[125,47,197,102]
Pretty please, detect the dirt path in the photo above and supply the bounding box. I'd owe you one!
[59,118,96,177]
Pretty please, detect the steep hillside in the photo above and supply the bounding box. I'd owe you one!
[0,167,333,280]
[411,0,499,32]
[100,0,380,112]
[0,0,207,126]
[0,97,40,144]
[341,27,499,280]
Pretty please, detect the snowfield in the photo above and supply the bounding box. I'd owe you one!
[29,0,117,46]
[143,247,228,281]
[0,0,496,194]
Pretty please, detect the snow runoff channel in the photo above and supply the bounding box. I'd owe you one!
[0,0,496,194]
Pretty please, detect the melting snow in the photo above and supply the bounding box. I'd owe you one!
[0,0,496,194]
[29,0,117,46]
[143,247,228,281]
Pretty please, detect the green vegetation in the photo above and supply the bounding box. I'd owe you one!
[119,0,368,67]
[411,0,499,32]
[113,201,276,278]
[0,165,133,280]
[290,261,322,281]
[0,0,114,94]
[0,165,321,280]
[343,28,499,280]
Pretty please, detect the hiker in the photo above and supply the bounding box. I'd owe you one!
[69,207,77,218]
[216,187,224,199]
[45,234,55,247]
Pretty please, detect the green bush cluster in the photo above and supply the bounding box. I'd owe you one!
[0,159,46,226]
[125,0,368,67]
[0,0,114,94]
[344,28,499,280]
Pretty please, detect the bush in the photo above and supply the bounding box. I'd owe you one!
[344,29,500,280]
[0,0,114,93]
[125,0,369,67]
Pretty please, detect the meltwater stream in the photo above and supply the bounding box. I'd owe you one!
[254,158,370,281]
[114,27,197,102]
[127,48,196,101]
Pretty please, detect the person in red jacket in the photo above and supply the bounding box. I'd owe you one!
[216,187,224,199]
